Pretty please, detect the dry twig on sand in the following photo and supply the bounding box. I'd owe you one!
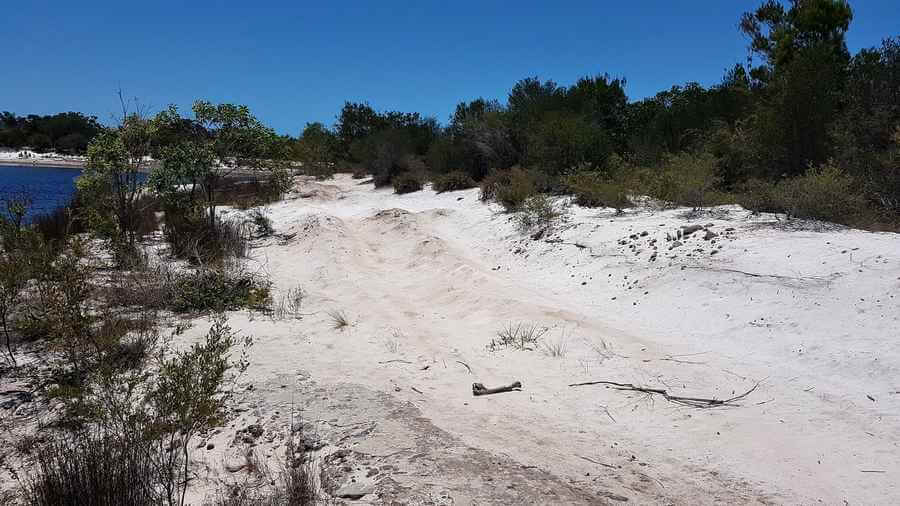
[568,380,761,408]
[472,381,522,396]
[455,360,473,374]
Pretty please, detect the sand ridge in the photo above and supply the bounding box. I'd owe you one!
[182,174,898,503]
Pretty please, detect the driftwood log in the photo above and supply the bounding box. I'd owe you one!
[473,381,522,396]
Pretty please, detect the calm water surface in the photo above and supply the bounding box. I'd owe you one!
[0,165,81,221]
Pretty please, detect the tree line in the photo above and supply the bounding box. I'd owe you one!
[293,0,899,227]
[0,112,102,154]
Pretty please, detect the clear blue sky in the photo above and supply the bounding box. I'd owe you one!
[4,1,898,135]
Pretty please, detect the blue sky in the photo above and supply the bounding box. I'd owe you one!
[4,1,898,135]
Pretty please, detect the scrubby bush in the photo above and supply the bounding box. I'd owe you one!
[431,171,476,193]
[651,151,721,210]
[777,162,866,223]
[565,172,631,212]
[391,172,424,194]
[480,167,536,211]
[248,207,274,237]
[736,178,784,214]
[171,265,270,313]
[488,323,548,351]
[514,194,564,232]
[162,206,250,263]
[24,431,159,506]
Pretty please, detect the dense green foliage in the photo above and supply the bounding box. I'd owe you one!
[0,112,102,154]
[299,0,896,228]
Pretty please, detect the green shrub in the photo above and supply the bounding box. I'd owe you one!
[480,168,536,211]
[777,162,866,223]
[653,151,721,210]
[431,171,476,193]
[736,178,784,214]
[514,194,563,232]
[565,172,631,212]
[171,266,271,313]
[392,172,423,194]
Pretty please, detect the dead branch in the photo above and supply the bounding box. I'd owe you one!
[568,380,761,408]
[378,359,412,365]
[473,381,522,396]
[455,360,473,374]
[576,454,616,469]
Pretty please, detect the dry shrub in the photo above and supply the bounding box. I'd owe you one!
[736,178,784,214]
[163,206,250,263]
[777,162,866,223]
[480,167,536,211]
[211,420,320,506]
[431,171,476,193]
[565,172,631,212]
[24,431,159,506]
[650,151,721,210]
[488,322,548,351]
[392,172,424,194]
[514,194,564,232]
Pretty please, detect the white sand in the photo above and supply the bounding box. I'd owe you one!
[7,173,891,503]
[0,150,84,161]
[179,174,900,503]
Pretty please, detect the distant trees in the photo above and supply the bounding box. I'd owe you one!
[0,112,102,154]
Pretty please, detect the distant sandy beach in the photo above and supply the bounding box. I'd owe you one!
[0,158,85,169]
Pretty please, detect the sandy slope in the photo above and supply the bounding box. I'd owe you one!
[181,174,899,504]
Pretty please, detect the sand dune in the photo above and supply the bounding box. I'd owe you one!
[185,174,900,504]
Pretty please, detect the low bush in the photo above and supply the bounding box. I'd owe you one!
[651,151,721,211]
[480,167,536,211]
[736,178,784,214]
[488,322,548,351]
[431,171,476,193]
[565,172,631,212]
[777,162,866,223]
[514,194,563,232]
[24,431,159,506]
[163,206,250,263]
[214,170,293,210]
[391,172,423,194]
[171,265,271,313]
[248,207,274,237]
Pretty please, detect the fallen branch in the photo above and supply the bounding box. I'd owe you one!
[455,360,472,374]
[378,359,412,365]
[576,454,616,469]
[568,380,761,408]
[473,381,522,396]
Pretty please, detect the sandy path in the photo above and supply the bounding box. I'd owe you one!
[190,175,899,504]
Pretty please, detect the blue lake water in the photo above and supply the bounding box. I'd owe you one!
[0,165,81,221]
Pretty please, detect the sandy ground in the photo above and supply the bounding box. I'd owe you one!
[174,174,898,505]
[0,150,86,168]
[3,173,898,504]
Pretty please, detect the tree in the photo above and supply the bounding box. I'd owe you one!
[79,99,154,254]
[335,102,384,156]
[740,0,853,76]
[153,101,283,235]
[295,122,338,177]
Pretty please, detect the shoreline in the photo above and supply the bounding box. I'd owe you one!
[0,158,86,169]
